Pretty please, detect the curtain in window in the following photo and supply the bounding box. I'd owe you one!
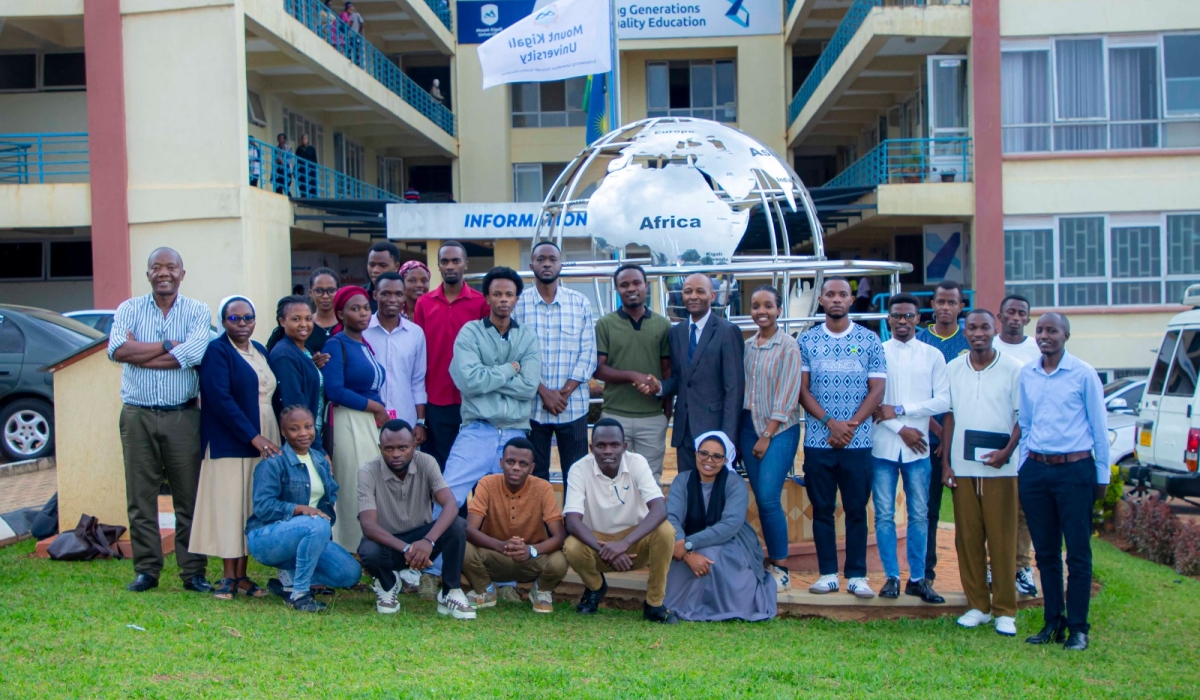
[1001,51,1050,152]
[1109,47,1159,149]
[1054,39,1106,150]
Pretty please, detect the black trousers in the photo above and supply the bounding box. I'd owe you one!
[1019,457,1096,634]
[529,415,589,482]
[357,516,467,591]
[925,445,944,581]
[422,403,462,472]
[804,447,873,578]
[675,424,696,473]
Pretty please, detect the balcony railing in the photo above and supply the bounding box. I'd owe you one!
[788,0,970,125]
[423,0,453,31]
[250,138,401,201]
[787,0,798,16]
[823,137,973,188]
[283,0,455,136]
[0,133,89,184]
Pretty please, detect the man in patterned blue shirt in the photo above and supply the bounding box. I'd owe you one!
[799,277,886,598]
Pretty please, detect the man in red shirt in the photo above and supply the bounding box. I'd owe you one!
[412,240,489,470]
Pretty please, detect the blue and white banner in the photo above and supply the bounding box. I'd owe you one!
[387,203,590,240]
[614,0,781,39]
[457,0,537,45]
[477,0,613,89]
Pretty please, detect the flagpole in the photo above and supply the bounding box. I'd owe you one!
[608,0,621,130]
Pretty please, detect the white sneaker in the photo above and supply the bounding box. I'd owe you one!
[397,568,421,594]
[466,588,497,609]
[1016,567,1039,596]
[437,588,477,620]
[768,565,791,592]
[808,574,839,594]
[995,616,1017,636]
[530,582,553,614]
[847,577,875,599]
[957,609,994,628]
[372,578,400,614]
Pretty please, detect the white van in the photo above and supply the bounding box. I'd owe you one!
[1132,284,1200,499]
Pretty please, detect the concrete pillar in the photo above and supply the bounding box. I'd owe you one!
[493,239,521,269]
[455,47,511,203]
[426,238,442,288]
[971,0,1004,311]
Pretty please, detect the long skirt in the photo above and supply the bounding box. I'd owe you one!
[329,405,379,549]
[191,403,280,559]
[664,539,778,622]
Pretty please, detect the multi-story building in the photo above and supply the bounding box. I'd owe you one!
[1,0,1197,377]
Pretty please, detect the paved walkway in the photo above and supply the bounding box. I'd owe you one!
[0,468,56,514]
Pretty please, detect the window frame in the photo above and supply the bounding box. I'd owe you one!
[0,238,93,282]
[1161,32,1200,118]
[645,58,738,123]
[0,51,87,93]
[510,78,588,129]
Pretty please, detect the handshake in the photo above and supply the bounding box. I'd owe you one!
[634,374,661,396]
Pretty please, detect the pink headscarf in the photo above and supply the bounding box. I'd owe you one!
[330,285,369,336]
[398,260,430,280]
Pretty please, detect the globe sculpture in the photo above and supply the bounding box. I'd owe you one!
[532,117,910,326]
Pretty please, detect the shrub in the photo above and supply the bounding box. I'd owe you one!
[1093,465,1123,528]
[1174,520,1200,577]
[1125,496,1179,567]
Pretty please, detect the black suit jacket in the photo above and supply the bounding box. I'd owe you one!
[660,313,745,447]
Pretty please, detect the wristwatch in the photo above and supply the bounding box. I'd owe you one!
[415,419,426,428]
[819,414,832,426]
[763,429,775,439]
[684,541,694,552]
[162,340,175,352]
[528,545,539,559]
[894,405,906,417]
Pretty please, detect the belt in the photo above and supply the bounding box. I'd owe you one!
[1028,450,1092,465]
[131,398,197,412]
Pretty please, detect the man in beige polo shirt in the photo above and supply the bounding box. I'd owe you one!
[563,418,675,623]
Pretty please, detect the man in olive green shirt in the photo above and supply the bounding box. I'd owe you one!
[594,264,672,482]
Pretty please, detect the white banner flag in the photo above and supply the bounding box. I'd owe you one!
[477,0,612,89]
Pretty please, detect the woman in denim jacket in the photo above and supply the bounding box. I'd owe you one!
[246,405,362,612]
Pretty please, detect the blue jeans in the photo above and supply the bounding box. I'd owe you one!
[740,415,800,562]
[247,515,361,595]
[872,456,931,580]
[442,421,528,508]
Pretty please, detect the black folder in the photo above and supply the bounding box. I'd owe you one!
[962,430,1010,462]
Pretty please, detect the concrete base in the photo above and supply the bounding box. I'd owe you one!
[34,529,174,559]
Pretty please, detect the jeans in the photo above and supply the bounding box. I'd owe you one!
[740,414,800,562]
[422,403,462,472]
[1019,457,1096,634]
[357,517,467,591]
[529,415,589,482]
[247,516,362,595]
[443,422,528,508]
[871,456,931,580]
[803,447,873,578]
[600,411,668,482]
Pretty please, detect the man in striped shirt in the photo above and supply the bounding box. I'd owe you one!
[108,248,214,594]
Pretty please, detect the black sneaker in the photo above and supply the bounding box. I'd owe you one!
[575,575,608,614]
[879,576,901,599]
[182,575,214,594]
[287,593,327,613]
[642,601,671,623]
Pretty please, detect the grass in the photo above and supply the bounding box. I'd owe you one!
[1,539,1198,698]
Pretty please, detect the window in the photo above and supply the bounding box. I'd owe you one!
[1148,331,1179,394]
[1005,212,1200,307]
[511,78,587,128]
[0,240,92,281]
[0,317,25,354]
[49,241,93,279]
[247,90,268,127]
[283,108,324,160]
[0,52,85,92]
[0,54,37,91]
[0,243,43,280]
[513,163,568,203]
[334,133,364,181]
[646,60,736,122]
[1001,32,1200,153]
[42,53,86,88]
[1165,330,1200,398]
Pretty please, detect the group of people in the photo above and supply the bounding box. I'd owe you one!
[108,242,1108,647]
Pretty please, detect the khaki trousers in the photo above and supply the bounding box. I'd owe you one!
[1016,504,1034,569]
[953,476,1018,618]
[563,522,675,607]
[462,543,569,593]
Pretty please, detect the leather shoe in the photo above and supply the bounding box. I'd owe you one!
[1063,631,1089,651]
[182,575,214,594]
[905,578,945,604]
[126,573,159,593]
[879,577,901,599]
[642,601,671,623]
[575,575,608,614]
[1025,620,1068,645]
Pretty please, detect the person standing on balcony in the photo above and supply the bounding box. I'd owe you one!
[870,294,949,604]
[339,3,364,65]
[272,133,291,195]
[108,247,213,594]
[248,139,262,187]
[365,241,401,313]
[404,186,421,203]
[798,277,886,599]
[295,134,318,198]
[993,293,1042,599]
[513,241,596,483]
[430,79,445,104]
[412,241,489,470]
[398,260,430,320]
[915,279,969,585]
[1019,313,1109,652]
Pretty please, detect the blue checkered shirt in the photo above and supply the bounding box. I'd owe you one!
[513,285,596,424]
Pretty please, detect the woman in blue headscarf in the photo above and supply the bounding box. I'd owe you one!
[663,430,777,622]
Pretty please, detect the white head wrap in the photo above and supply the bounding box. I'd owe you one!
[693,430,737,471]
[218,295,256,319]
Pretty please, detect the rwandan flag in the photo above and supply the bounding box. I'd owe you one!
[583,74,609,145]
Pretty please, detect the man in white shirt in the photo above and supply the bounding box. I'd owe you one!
[942,309,1024,637]
[363,272,428,432]
[870,294,950,603]
[562,419,675,623]
[992,293,1040,598]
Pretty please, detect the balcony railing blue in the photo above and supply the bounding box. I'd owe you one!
[787,0,970,125]
[283,0,455,137]
[423,0,453,31]
[823,137,973,188]
[787,0,798,17]
[0,133,89,184]
[249,137,401,201]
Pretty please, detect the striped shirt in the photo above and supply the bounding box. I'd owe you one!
[107,293,212,407]
[513,285,596,424]
[743,329,804,436]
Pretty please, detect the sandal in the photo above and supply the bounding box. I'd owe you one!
[214,578,237,600]
[310,585,334,596]
[237,577,269,598]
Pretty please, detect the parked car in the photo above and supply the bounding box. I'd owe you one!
[1108,412,1137,469]
[1131,284,1200,499]
[1104,377,1147,415]
[0,305,105,461]
[65,309,220,340]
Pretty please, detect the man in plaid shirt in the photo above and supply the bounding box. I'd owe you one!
[514,241,596,482]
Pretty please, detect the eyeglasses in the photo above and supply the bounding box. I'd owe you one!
[311,287,338,297]
[889,312,917,321]
[696,449,726,463]
[226,314,256,324]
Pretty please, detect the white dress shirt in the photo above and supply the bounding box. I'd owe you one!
[871,337,951,463]
[363,314,427,425]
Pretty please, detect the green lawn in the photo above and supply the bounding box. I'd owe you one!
[0,538,1196,698]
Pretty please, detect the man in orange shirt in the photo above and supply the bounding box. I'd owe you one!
[463,438,568,614]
